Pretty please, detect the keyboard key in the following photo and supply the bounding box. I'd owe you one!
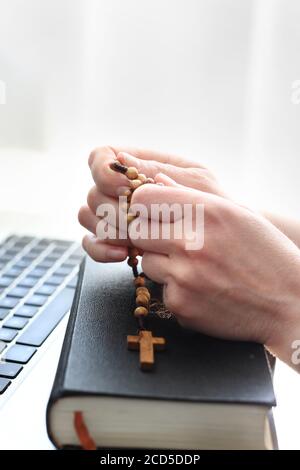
[54,265,74,277]
[26,294,47,307]
[5,248,19,257]
[0,276,13,288]
[19,236,34,244]
[14,259,32,269]
[14,305,38,318]
[14,240,29,248]
[0,362,23,378]
[37,259,55,269]
[0,328,18,342]
[0,378,11,394]
[28,247,44,255]
[8,286,30,298]
[38,238,53,246]
[0,342,7,354]
[46,253,61,262]
[0,297,19,309]
[45,275,63,286]
[35,284,56,296]
[21,254,37,263]
[52,247,66,255]
[4,316,29,330]
[4,267,23,278]
[18,276,38,288]
[4,345,36,364]
[67,276,78,289]
[17,287,74,347]
[0,257,13,266]
[28,267,47,278]
[54,240,73,247]
[0,308,10,320]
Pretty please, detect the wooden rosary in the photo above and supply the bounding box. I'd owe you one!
[110,161,166,371]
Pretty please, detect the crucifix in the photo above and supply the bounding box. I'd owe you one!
[110,160,167,371]
[127,330,166,371]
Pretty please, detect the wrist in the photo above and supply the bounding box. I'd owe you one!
[266,270,300,372]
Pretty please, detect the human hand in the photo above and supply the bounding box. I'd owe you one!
[78,146,226,262]
[128,175,300,369]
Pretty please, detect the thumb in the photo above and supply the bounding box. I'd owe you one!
[117,151,184,182]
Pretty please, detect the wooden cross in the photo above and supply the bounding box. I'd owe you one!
[127,330,166,371]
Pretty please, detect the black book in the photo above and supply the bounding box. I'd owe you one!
[46,258,277,450]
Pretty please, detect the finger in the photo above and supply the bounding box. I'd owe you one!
[117,152,195,183]
[79,205,130,247]
[131,183,206,216]
[141,251,170,284]
[88,146,130,197]
[87,186,118,214]
[128,218,179,255]
[112,146,202,168]
[82,234,128,262]
[118,151,216,192]
[154,173,182,187]
[95,218,130,247]
[78,205,98,234]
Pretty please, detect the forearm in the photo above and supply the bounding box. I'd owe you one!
[263,212,300,250]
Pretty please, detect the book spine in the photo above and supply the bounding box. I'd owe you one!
[46,258,86,443]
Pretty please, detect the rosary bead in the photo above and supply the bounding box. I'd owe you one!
[127,213,136,224]
[136,286,150,297]
[126,167,139,180]
[145,177,155,184]
[138,173,147,183]
[128,257,138,267]
[134,306,148,317]
[134,276,146,287]
[130,179,143,190]
[136,294,149,307]
[110,161,128,174]
[128,247,140,258]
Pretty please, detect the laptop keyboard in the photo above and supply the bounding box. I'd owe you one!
[0,235,85,396]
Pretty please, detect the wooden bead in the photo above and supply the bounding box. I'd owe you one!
[134,276,146,287]
[136,287,150,298]
[127,257,138,267]
[126,167,139,180]
[136,294,149,307]
[134,306,148,317]
[138,173,147,183]
[110,161,128,174]
[128,247,140,258]
[145,177,155,184]
[130,179,143,190]
[127,214,136,224]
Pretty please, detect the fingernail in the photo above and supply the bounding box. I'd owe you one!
[107,247,127,260]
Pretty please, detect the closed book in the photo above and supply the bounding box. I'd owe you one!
[46,258,277,450]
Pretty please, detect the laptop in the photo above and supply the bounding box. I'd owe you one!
[0,234,84,449]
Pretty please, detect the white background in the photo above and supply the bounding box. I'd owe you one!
[0,0,300,449]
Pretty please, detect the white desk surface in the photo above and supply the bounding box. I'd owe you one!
[0,149,300,449]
